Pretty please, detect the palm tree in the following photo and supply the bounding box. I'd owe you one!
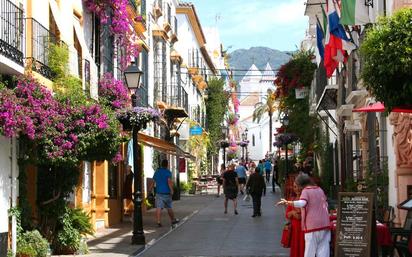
[253,89,277,152]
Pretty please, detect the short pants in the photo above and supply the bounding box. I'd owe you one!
[156,193,172,209]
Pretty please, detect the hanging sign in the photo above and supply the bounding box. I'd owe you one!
[295,87,308,99]
[190,125,203,135]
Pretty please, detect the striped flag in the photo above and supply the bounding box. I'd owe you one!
[340,0,371,25]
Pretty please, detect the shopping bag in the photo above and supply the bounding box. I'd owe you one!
[280,222,291,248]
[243,193,251,202]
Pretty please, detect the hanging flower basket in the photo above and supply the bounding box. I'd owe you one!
[220,141,230,148]
[239,140,249,147]
[117,107,160,131]
[275,133,299,145]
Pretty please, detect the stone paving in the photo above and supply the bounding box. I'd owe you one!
[68,184,288,257]
[138,184,288,257]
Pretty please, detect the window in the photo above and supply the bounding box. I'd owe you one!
[83,161,92,203]
[252,135,255,146]
[108,164,118,199]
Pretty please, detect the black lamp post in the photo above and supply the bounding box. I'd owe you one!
[241,129,248,161]
[221,126,229,165]
[125,63,145,245]
[280,113,289,176]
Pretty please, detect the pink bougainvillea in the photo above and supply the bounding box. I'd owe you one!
[98,73,130,110]
[0,77,119,167]
[84,0,141,69]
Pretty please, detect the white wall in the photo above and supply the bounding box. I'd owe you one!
[387,117,397,209]
[0,137,11,233]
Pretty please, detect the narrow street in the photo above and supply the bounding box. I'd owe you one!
[138,185,288,257]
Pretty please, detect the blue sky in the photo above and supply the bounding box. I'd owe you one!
[189,0,308,51]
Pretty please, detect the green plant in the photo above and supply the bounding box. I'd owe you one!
[17,230,49,257]
[53,207,93,254]
[205,78,229,154]
[253,89,277,152]
[360,8,412,111]
[16,243,36,257]
[180,182,191,193]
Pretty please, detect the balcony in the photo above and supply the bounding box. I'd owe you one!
[25,18,59,80]
[169,16,178,44]
[127,0,147,34]
[0,0,24,69]
[163,3,171,32]
[169,86,189,113]
[153,0,163,18]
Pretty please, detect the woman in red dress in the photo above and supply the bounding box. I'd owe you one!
[285,183,305,257]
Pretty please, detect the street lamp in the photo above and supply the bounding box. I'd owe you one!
[124,63,145,245]
[220,126,229,165]
[241,129,248,161]
[280,113,289,177]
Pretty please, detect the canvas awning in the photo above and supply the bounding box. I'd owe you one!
[352,102,412,113]
[138,133,195,160]
[352,102,385,112]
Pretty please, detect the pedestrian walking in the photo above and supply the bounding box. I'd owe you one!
[223,163,239,215]
[246,166,265,217]
[265,159,272,183]
[277,173,330,257]
[272,160,278,193]
[149,159,179,227]
[216,164,225,197]
[257,159,264,176]
[235,162,247,194]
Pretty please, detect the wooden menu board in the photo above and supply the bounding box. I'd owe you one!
[335,192,374,257]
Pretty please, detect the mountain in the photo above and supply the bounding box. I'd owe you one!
[227,47,292,81]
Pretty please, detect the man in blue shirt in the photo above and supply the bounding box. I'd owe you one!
[264,159,272,183]
[150,159,178,227]
[235,162,247,195]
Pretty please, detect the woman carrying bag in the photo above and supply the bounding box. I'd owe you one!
[284,183,305,257]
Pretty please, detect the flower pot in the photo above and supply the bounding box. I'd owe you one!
[118,116,133,131]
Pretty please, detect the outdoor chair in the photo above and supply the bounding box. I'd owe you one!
[390,204,412,257]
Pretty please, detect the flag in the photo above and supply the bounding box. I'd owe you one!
[328,5,350,41]
[324,0,348,77]
[340,0,371,25]
[316,22,324,60]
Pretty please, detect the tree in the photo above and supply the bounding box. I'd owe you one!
[206,78,229,153]
[253,89,277,152]
[360,8,412,111]
[205,78,229,173]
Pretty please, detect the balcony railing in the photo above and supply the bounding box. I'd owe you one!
[0,0,24,65]
[129,0,137,13]
[141,0,146,16]
[169,86,188,113]
[26,18,58,79]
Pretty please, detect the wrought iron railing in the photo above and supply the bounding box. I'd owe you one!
[128,0,137,13]
[169,86,188,113]
[174,16,177,35]
[0,0,24,65]
[141,0,146,16]
[167,3,171,25]
[26,18,58,79]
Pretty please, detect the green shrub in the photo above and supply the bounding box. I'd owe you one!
[180,182,191,192]
[360,8,412,111]
[17,230,49,257]
[53,207,93,254]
